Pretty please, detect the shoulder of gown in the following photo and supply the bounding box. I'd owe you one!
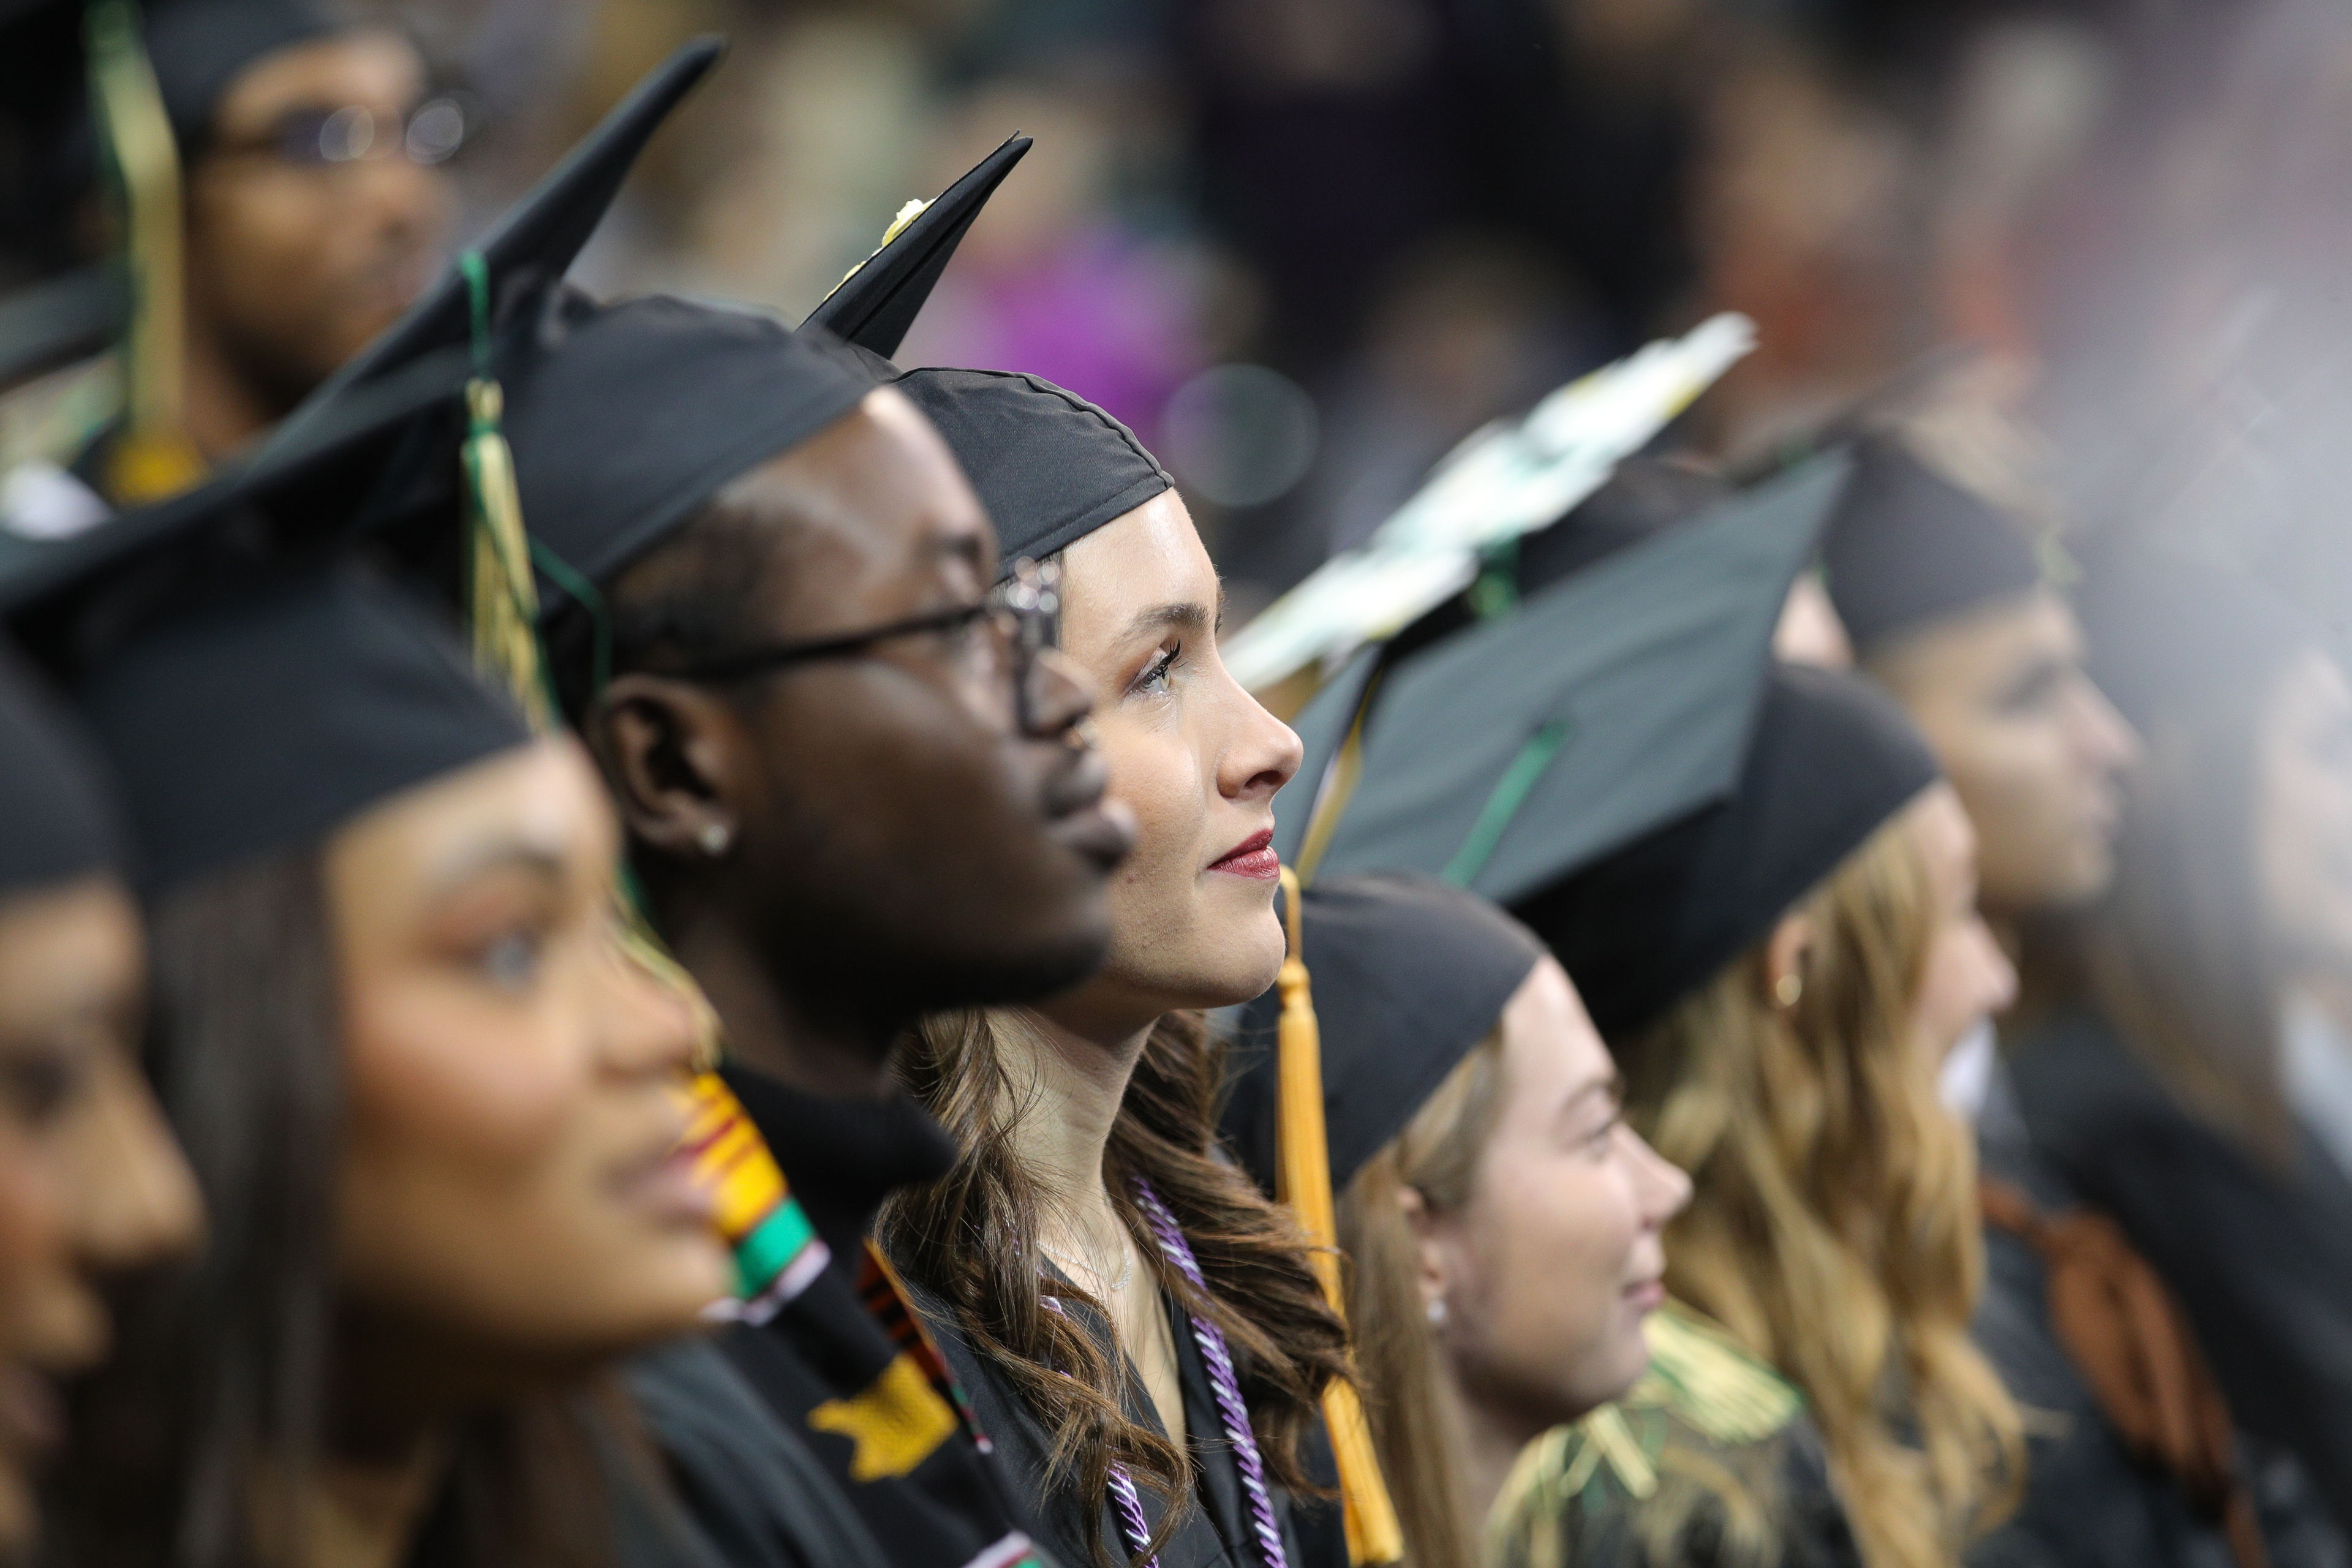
[628,1334,897,1568]
[1487,1300,1863,1568]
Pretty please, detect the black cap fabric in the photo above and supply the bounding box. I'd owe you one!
[1515,663,1940,1041]
[1222,873,1547,1195]
[75,566,529,892]
[2077,542,2315,734]
[804,134,1031,360]
[1820,433,2044,653]
[0,642,119,894]
[145,0,334,156]
[893,367,1171,582]
[1287,455,1847,897]
[505,293,876,599]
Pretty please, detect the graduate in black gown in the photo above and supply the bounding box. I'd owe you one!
[1825,436,2343,1566]
[1503,666,2024,1568]
[0,650,200,1555]
[0,0,461,499]
[865,364,1353,1568]
[2009,545,2352,1544]
[478,146,1134,1568]
[1221,873,1689,1568]
[9,394,733,1568]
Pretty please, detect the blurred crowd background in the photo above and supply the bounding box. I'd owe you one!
[269,0,2352,634]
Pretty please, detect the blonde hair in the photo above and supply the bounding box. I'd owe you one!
[1618,812,2024,1568]
[1334,1033,1506,1568]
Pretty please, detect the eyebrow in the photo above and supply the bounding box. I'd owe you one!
[426,842,571,899]
[1556,1071,1625,1126]
[1121,583,1227,645]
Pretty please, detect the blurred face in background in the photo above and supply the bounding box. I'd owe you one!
[1868,589,2138,919]
[1039,490,1304,1039]
[326,739,728,1412]
[0,878,199,1548]
[185,29,456,423]
[2257,647,2352,982]
[1905,783,2017,1066]
[1414,959,1692,1437]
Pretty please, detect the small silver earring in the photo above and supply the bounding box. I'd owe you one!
[1773,971,1803,1009]
[699,821,731,856]
[1426,1297,1447,1329]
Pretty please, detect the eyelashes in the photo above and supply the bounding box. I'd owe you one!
[1131,642,1181,696]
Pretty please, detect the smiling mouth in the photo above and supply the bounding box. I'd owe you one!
[1208,828,1280,881]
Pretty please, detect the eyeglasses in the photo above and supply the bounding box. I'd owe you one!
[211,97,468,168]
[673,559,1066,732]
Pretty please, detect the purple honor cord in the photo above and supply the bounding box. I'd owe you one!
[1115,1179,1291,1568]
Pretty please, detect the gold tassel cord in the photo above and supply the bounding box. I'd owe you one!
[462,377,555,733]
[1275,867,1405,1565]
[84,0,203,502]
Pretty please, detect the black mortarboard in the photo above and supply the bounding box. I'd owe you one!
[803,134,1031,361]
[2076,541,2316,734]
[503,292,875,601]
[1223,873,1545,1195]
[1820,432,2043,654]
[75,565,527,892]
[1517,662,1940,1041]
[143,0,334,156]
[0,641,119,893]
[893,367,1172,582]
[1282,454,1849,897]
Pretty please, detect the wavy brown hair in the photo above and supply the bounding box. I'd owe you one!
[883,1008,1350,1568]
[1615,811,2025,1568]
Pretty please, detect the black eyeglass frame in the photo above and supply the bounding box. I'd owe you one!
[670,558,1065,731]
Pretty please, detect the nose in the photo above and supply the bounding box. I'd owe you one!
[1022,647,1094,741]
[74,1050,203,1276]
[1626,1126,1692,1227]
[598,927,705,1082]
[2071,671,2139,775]
[1216,677,1305,805]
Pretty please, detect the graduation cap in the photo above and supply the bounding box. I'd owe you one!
[1278,453,1850,897]
[1223,872,1546,1196]
[0,639,121,894]
[0,333,527,893]
[1515,662,1939,1040]
[802,132,1031,361]
[1819,431,2044,654]
[894,366,1172,581]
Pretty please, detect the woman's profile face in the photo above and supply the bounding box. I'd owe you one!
[1047,491,1304,1028]
[1905,782,2016,1069]
[0,878,200,1548]
[326,738,728,1401]
[1418,958,1691,1438]
[2258,648,2352,978]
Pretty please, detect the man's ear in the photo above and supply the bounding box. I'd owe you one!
[586,673,745,859]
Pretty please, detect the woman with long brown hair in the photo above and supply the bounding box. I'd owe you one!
[35,538,733,1566]
[1221,872,1691,1568]
[1492,664,2026,1568]
[879,369,1352,1568]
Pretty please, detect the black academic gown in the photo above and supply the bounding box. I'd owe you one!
[1966,1063,2345,1568]
[902,1274,1335,1568]
[2012,1005,2352,1537]
[638,1066,1047,1568]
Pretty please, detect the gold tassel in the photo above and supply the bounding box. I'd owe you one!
[1276,866,1405,1565]
[84,0,203,503]
[462,377,554,733]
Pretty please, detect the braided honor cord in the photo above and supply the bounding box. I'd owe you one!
[1126,1179,1290,1568]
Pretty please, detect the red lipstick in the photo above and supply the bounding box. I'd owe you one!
[1208,828,1280,881]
